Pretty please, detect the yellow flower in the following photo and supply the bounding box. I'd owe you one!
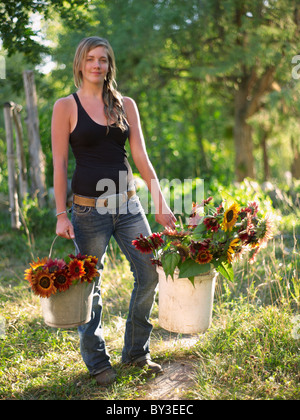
[221,202,240,232]
[227,238,240,263]
[31,269,56,298]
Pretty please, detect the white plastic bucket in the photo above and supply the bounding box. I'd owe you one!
[157,266,218,334]
[40,281,94,328]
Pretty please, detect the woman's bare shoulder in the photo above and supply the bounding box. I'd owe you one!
[123,96,137,109]
[123,96,139,121]
[53,94,75,113]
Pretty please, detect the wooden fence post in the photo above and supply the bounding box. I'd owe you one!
[12,103,28,201]
[3,102,21,229]
[23,70,46,207]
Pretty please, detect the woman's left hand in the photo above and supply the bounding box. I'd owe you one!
[155,206,177,229]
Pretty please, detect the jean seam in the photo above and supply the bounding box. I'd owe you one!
[114,230,139,361]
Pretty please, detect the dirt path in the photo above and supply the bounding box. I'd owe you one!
[139,360,196,400]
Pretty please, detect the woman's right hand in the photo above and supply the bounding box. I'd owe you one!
[56,214,75,239]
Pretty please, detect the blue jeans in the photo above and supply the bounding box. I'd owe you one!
[71,194,158,375]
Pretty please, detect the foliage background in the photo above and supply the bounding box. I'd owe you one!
[1,0,300,193]
[0,0,299,401]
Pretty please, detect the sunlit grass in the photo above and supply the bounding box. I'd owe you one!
[0,206,299,400]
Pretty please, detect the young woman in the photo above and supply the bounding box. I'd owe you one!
[51,36,176,386]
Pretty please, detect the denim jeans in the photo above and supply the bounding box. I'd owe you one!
[71,194,158,376]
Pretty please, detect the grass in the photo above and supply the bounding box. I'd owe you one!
[0,204,299,400]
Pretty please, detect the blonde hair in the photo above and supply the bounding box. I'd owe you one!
[73,36,128,132]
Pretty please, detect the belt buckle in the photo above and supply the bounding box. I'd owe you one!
[103,193,126,209]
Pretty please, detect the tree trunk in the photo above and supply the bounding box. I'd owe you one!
[23,70,46,207]
[233,67,275,182]
[261,131,270,181]
[3,103,21,229]
[12,104,28,201]
[291,135,300,179]
[234,83,255,181]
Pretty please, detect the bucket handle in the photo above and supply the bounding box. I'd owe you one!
[48,235,80,259]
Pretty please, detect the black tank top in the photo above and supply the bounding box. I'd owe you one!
[69,93,134,197]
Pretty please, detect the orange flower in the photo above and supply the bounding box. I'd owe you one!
[81,260,99,283]
[31,269,56,298]
[24,267,35,285]
[195,250,213,265]
[25,257,48,285]
[29,257,48,270]
[68,258,85,280]
[88,255,98,265]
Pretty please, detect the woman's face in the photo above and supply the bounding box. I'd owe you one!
[80,46,109,86]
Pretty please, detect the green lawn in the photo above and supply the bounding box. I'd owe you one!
[0,206,299,400]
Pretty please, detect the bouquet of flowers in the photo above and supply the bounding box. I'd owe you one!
[24,252,99,298]
[132,194,274,283]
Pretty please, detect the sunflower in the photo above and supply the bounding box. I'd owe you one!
[227,238,240,263]
[25,257,48,285]
[203,217,220,232]
[29,257,48,270]
[171,240,189,262]
[221,202,240,232]
[88,255,98,265]
[53,268,73,292]
[132,234,153,254]
[24,267,35,285]
[43,258,66,273]
[81,260,99,283]
[257,215,274,249]
[195,249,213,265]
[149,232,164,249]
[68,258,85,280]
[162,228,189,239]
[31,269,56,298]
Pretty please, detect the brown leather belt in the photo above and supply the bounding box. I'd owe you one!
[73,191,136,208]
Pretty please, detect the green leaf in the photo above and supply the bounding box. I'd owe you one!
[212,259,234,282]
[178,259,211,278]
[192,222,206,237]
[161,252,181,279]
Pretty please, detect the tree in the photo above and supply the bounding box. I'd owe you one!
[147,0,300,181]
[0,0,90,63]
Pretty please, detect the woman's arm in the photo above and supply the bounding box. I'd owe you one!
[124,97,176,229]
[51,97,75,239]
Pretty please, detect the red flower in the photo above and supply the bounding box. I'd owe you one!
[43,258,66,273]
[149,233,164,249]
[202,196,213,206]
[189,239,210,256]
[68,258,85,280]
[203,217,220,232]
[151,258,163,267]
[132,234,153,254]
[239,201,259,218]
[53,268,73,292]
[69,253,88,260]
